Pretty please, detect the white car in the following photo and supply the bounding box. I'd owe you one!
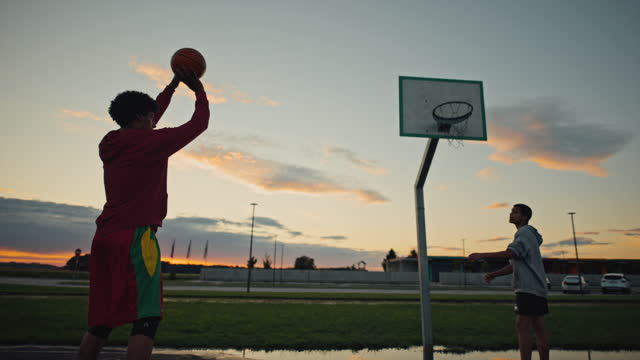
[561,275,590,294]
[600,273,632,294]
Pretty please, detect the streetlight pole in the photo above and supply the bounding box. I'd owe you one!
[273,235,277,287]
[462,238,466,289]
[247,203,258,293]
[568,212,583,295]
[280,243,285,283]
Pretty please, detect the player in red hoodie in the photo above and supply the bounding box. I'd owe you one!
[77,68,209,360]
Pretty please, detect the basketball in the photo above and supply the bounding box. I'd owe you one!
[170,48,206,78]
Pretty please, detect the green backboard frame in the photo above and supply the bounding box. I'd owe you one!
[399,76,487,141]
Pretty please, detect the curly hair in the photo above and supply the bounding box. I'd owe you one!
[108,91,158,128]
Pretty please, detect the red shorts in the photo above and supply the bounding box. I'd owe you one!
[88,226,163,328]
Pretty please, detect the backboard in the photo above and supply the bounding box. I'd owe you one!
[399,76,486,141]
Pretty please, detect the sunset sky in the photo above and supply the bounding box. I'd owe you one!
[1,1,639,270]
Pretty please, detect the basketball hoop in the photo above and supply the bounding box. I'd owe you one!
[432,101,473,147]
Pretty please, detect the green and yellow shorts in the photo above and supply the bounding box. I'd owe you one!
[88,226,163,328]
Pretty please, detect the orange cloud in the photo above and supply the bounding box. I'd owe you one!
[476,167,498,180]
[0,247,243,268]
[0,187,37,200]
[487,100,633,177]
[181,145,388,204]
[161,256,239,268]
[483,202,510,209]
[323,146,387,175]
[128,57,280,107]
[0,248,73,267]
[436,184,449,192]
[60,109,110,123]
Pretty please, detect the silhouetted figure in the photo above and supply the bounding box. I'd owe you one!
[76,68,209,360]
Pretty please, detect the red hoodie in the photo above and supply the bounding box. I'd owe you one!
[95,86,209,233]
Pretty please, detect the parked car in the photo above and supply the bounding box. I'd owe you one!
[600,273,632,294]
[561,275,590,294]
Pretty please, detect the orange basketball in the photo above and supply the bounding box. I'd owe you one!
[170,48,206,78]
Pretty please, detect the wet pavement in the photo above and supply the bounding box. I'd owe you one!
[0,345,251,360]
[2,345,639,360]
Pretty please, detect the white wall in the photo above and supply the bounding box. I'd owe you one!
[438,272,640,287]
[199,268,640,286]
[200,268,418,283]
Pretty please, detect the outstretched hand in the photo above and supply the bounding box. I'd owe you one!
[484,272,496,284]
[467,253,484,262]
[173,67,204,93]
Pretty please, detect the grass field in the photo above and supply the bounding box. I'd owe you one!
[1,283,639,351]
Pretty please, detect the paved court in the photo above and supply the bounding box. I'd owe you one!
[0,345,251,360]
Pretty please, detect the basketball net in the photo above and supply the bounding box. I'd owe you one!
[430,100,472,149]
[447,121,467,148]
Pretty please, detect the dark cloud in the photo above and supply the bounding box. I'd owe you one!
[253,217,285,229]
[0,197,99,253]
[607,228,640,233]
[323,146,387,175]
[488,99,634,176]
[541,237,612,248]
[321,236,348,241]
[478,236,510,242]
[576,231,599,235]
[183,146,389,204]
[170,217,220,227]
[428,246,462,252]
[0,198,385,269]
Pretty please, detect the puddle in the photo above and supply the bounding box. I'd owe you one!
[173,347,640,360]
[1,346,637,360]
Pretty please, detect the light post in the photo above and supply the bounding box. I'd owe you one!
[462,238,466,289]
[272,235,277,287]
[280,243,285,283]
[568,212,583,295]
[246,203,258,293]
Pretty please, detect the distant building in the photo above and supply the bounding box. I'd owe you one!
[386,256,467,282]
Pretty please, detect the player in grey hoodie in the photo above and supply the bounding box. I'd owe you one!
[469,204,550,360]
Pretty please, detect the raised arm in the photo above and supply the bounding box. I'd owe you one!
[153,76,181,126]
[146,69,209,158]
[468,249,515,262]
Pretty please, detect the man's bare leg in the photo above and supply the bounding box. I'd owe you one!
[76,332,107,360]
[532,316,550,360]
[127,334,154,360]
[516,315,532,360]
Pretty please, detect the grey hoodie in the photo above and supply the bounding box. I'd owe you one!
[507,225,548,298]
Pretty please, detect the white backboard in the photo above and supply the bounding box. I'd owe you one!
[399,76,487,141]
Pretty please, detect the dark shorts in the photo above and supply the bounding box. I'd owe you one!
[514,292,548,316]
[89,226,163,328]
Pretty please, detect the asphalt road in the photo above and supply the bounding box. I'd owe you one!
[1,276,637,295]
[0,276,510,294]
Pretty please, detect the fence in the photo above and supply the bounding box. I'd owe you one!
[200,268,418,284]
[200,268,640,287]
